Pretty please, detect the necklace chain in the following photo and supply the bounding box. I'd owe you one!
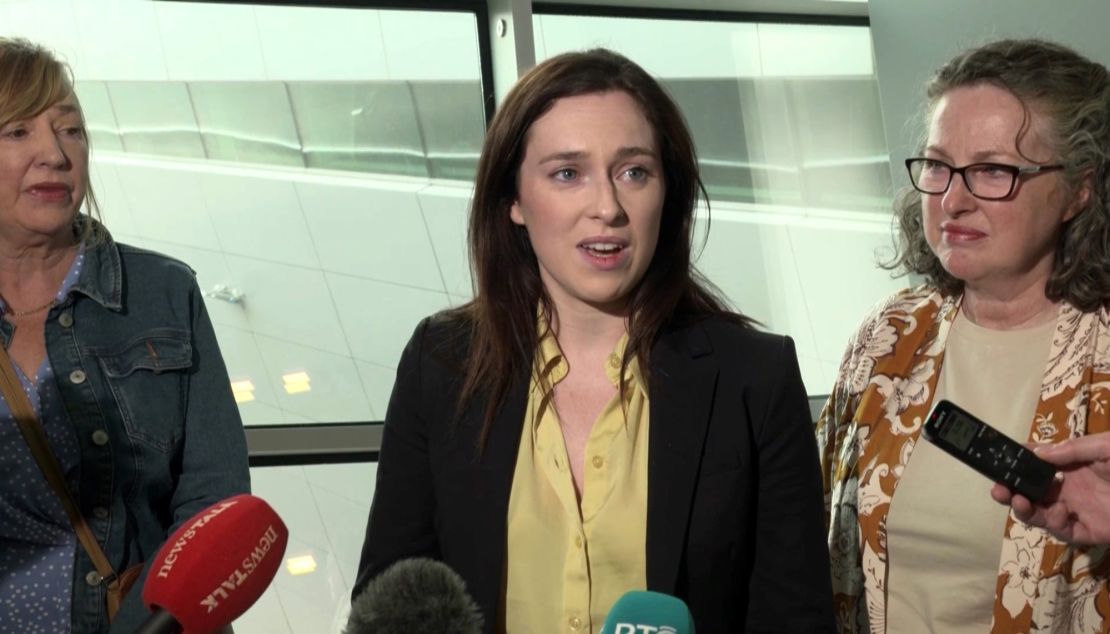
[6,298,56,318]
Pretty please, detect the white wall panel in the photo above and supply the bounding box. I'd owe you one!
[1,0,82,74]
[253,334,373,423]
[694,213,775,324]
[787,222,903,367]
[234,586,292,634]
[200,325,281,425]
[155,2,267,81]
[307,480,372,588]
[74,0,168,81]
[240,464,374,633]
[354,361,398,420]
[223,254,350,356]
[326,273,450,369]
[796,353,831,395]
[254,6,388,81]
[252,467,333,552]
[115,164,222,249]
[418,185,473,297]
[200,173,321,269]
[752,224,823,383]
[274,569,350,634]
[89,163,137,238]
[296,181,445,292]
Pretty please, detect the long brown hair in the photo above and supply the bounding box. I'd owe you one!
[451,48,749,442]
[885,38,1110,310]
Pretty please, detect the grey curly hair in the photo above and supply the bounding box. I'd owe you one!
[885,38,1110,311]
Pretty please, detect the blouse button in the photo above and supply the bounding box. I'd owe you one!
[85,571,102,587]
[608,354,620,369]
[592,456,604,469]
[93,506,109,520]
[69,369,87,385]
[568,616,583,630]
[91,430,109,446]
[58,312,74,328]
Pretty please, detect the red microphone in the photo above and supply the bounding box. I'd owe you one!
[136,494,289,633]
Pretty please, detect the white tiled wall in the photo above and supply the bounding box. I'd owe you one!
[90,154,460,424]
[92,151,900,408]
[238,463,377,634]
[296,180,446,292]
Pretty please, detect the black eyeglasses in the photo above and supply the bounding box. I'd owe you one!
[905,157,1066,200]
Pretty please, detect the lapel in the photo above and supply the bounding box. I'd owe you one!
[645,321,719,593]
[465,366,529,615]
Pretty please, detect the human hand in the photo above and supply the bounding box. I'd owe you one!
[991,433,1110,545]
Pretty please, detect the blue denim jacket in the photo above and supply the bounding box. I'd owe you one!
[0,224,251,633]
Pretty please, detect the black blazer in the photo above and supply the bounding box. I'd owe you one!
[354,313,834,633]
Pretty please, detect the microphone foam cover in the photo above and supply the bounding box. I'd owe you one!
[601,590,696,634]
[142,494,288,633]
[345,558,483,634]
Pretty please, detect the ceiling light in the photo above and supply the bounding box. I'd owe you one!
[283,371,311,395]
[286,555,317,576]
[231,379,255,403]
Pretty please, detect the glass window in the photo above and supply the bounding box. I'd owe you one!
[238,462,375,633]
[534,13,906,392]
[1,1,486,426]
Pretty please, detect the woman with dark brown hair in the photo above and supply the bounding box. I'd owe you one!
[354,48,833,633]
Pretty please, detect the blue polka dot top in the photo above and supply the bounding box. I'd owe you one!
[0,248,86,633]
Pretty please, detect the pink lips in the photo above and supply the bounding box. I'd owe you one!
[26,182,72,203]
[940,222,986,243]
[577,237,629,270]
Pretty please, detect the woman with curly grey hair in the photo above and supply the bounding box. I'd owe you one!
[817,38,1110,633]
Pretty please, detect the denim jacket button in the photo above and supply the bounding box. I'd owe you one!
[69,369,87,384]
[58,312,74,328]
[85,571,101,587]
[93,506,109,520]
[91,430,110,446]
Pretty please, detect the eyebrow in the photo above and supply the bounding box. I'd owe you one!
[924,145,1015,163]
[53,104,80,115]
[537,146,657,165]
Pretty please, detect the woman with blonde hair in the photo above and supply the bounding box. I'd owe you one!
[0,38,248,633]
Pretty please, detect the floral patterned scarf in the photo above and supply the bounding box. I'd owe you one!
[817,285,1110,633]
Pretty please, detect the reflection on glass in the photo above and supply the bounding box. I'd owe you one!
[789,79,891,210]
[74,81,124,153]
[107,81,207,159]
[288,82,428,177]
[410,81,484,180]
[191,82,305,168]
[661,78,757,204]
[534,15,893,213]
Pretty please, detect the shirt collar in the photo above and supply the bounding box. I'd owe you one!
[67,216,123,311]
[534,311,643,390]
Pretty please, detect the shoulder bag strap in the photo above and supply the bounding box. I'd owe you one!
[0,346,121,590]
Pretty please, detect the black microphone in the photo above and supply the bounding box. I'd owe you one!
[345,558,483,634]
